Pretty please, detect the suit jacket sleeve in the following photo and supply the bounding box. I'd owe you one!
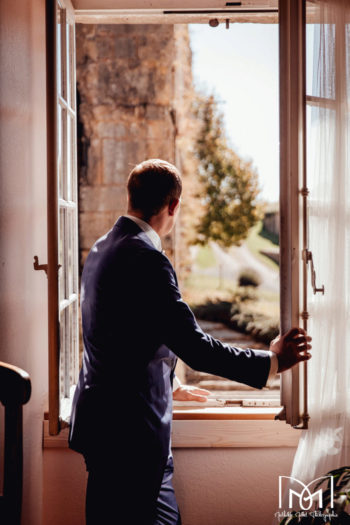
[148,250,271,390]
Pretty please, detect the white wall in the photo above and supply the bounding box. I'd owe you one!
[0,1,48,524]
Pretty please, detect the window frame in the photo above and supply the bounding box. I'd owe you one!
[46,1,311,434]
[46,0,79,436]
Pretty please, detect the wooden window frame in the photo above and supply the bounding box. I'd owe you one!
[45,1,311,434]
[46,0,79,435]
[277,0,309,429]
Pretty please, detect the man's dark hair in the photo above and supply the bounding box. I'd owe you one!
[127,159,182,220]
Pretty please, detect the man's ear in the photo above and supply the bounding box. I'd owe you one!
[168,198,180,216]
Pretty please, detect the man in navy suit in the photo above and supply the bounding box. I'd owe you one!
[69,159,311,525]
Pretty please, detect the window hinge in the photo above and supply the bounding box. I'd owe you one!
[293,412,310,430]
[274,406,286,421]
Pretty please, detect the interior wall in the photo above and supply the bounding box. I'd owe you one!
[0,1,48,524]
[0,3,294,525]
[43,445,297,525]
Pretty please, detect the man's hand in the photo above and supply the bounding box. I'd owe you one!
[270,327,312,374]
[172,385,211,402]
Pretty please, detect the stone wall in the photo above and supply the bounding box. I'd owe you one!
[76,23,200,272]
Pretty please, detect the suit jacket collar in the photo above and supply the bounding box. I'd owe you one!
[114,216,159,252]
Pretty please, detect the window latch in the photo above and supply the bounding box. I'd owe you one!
[33,255,48,276]
[33,256,61,277]
[303,250,325,295]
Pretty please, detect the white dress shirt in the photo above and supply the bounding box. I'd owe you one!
[123,214,278,389]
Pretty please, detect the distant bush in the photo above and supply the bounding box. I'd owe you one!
[230,304,279,345]
[231,287,257,303]
[260,225,279,246]
[191,295,279,345]
[238,268,261,288]
[192,300,232,324]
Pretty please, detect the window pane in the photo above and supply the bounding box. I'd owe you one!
[69,22,76,112]
[59,207,66,302]
[69,299,79,385]
[58,105,63,199]
[59,307,70,398]
[61,108,68,201]
[56,5,62,97]
[67,208,74,297]
[70,113,78,203]
[306,19,335,99]
[60,8,67,102]
[66,115,72,201]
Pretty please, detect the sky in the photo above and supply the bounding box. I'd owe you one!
[189,23,279,203]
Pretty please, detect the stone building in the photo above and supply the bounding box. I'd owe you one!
[76,23,201,276]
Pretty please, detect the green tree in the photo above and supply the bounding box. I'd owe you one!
[194,94,262,248]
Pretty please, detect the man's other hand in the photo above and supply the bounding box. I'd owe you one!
[172,385,211,402]
[270,327,312,374]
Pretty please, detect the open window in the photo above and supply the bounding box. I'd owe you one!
[46,0,79,435]
[45,0,323,434]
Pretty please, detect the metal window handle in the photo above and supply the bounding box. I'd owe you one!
[304,250,325,295]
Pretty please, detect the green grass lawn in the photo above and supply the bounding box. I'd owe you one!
[195,244,216,268]
[183,221,279,313]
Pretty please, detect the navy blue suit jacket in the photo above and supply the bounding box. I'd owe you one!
[69,216,271,468]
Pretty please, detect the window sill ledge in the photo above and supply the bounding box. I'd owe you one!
[173,406,281,420]
[43,408,301,449]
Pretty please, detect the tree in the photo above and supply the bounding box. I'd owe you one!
[194,94,262,248]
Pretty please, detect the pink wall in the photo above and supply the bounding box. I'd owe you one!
[0,3,298,525]
[0,1,48,524]
[43,445,297,525]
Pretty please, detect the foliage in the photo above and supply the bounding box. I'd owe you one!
[279,466,350,524]
[193,94,262,248]
[245,221,280,271]
[238,268,262,288]
[191,300,232,324]
[191,289,279,345]
[260,224,279,246]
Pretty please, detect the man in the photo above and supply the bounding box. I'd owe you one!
[69,159,311,525]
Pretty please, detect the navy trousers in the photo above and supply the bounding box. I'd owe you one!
[85,455,182,525]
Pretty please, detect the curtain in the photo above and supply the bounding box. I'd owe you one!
[274,0,350,520]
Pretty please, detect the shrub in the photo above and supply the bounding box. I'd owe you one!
[191,295,279,346]
[192,300,232,324]
[238,268,261,288]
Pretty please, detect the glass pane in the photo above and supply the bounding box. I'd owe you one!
[66,115,71,201]
[306,21,335,99]
[60,8,67,102]
[61,108,68,200]
[59,207,66,302]
[70,300,79,385]
[67,208,74,297]
[69,22,76,112]
[59,308,68,398]
[346,24,350,102]
[66,19,70,107]
[70,114,78,203]
[58,105,63,199]
[72,207,79,295]
[56,5,62,97]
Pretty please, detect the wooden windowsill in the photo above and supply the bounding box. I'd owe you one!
[43,407,300,449]
[173,406,281,420]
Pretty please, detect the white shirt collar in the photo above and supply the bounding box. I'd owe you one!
[124,215,162,252]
